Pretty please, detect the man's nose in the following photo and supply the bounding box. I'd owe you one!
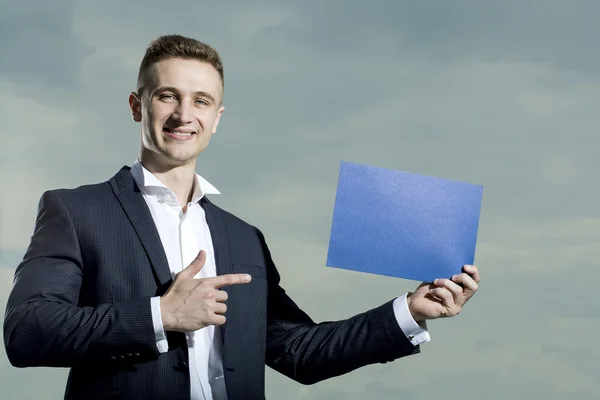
[172,101,193,123]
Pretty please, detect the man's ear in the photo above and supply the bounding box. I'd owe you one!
[129,92,142,123]
[212,105,225,133]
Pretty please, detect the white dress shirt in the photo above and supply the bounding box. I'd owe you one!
[130,160,430,400]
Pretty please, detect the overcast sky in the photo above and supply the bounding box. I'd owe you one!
[1,1,599,399]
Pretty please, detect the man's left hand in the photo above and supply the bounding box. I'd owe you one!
[407,265,480,322]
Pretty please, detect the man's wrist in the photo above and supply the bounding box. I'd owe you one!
[159,297,173,331]
[406,292,426,323]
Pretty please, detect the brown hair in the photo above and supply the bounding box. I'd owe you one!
[137,34,224,93]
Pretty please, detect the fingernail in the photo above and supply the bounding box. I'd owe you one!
[245,274,252,281]
[433,279,439,284]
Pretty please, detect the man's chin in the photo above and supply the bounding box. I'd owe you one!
[165,154,198,166]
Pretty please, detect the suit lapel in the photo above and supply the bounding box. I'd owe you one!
[201,197,232,342]
[109,167,233,339]
[110,166,173,288]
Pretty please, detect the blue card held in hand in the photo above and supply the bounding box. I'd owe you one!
[326,161,483,282]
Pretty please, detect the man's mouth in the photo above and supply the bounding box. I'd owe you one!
[163,127,196,137]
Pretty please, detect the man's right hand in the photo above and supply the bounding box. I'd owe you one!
[159,250,252,332]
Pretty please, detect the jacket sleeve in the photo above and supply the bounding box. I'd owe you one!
[261,230,420,385]
[3,190,159,368]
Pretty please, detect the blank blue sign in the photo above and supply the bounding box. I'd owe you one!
[326,161,483,282]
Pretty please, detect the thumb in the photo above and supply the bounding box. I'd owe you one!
[178,250,206,279]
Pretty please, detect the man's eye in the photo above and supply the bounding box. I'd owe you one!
[159,94,176,101]
[195,99,209,105]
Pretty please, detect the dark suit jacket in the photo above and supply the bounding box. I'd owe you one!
[3,166,419,399]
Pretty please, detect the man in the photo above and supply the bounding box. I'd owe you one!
[3,35,480,400]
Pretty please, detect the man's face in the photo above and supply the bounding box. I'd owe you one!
[130,58,224,167]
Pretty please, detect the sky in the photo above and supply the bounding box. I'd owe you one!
[1,0,599,398]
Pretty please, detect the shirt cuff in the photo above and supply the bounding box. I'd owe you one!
[150,296,169,353]
[393,294,431,346]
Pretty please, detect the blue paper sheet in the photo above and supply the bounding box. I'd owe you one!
[326,161,483,282]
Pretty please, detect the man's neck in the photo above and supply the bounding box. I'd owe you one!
[139,152,197,209]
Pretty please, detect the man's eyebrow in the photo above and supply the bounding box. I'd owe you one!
[154,86,217,103]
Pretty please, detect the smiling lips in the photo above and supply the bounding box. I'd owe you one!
[163,127,197,141]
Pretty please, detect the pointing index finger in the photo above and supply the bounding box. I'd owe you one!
[210,273,252,288]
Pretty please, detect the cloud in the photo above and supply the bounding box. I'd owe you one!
[278,0,600,74]
[0,92,83,251]
[0,0,94,88]
[478,217,600,272]
[541,341,599,380]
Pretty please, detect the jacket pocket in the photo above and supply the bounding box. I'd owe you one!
[232,264,267,280]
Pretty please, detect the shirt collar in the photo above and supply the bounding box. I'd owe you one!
[130,159,220,205]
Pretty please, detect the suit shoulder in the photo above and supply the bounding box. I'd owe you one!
[39,166,129,205]
[36,180,116,218]
[44,180,113,203]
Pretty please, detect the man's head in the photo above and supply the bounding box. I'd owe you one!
[129,35,225,168]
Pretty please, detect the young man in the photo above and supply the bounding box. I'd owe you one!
[4,35,480,400]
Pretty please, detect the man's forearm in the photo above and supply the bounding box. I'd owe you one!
[266,297,419,385]
[4,297,159,368]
